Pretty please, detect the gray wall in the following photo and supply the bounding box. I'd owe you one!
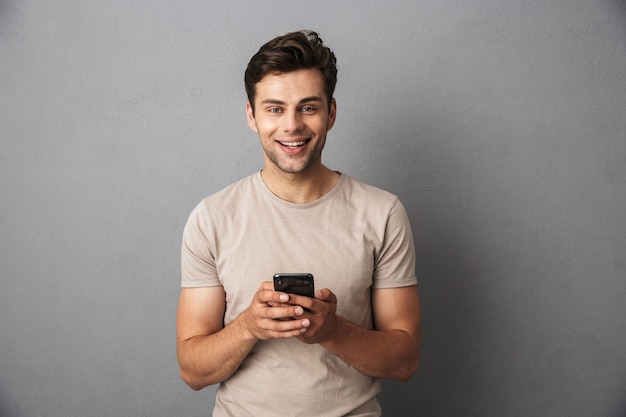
[1,1,625,416]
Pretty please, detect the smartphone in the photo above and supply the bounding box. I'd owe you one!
[273,273,314,297]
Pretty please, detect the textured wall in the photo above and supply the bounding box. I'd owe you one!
[1,1,625,416]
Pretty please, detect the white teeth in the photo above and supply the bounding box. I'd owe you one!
[280,141,306,147]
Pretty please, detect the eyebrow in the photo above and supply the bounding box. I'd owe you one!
[260,96,323,106]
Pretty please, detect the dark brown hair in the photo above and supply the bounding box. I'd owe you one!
[244,30,337,112]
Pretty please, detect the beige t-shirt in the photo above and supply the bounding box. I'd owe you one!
[181,172,417,417]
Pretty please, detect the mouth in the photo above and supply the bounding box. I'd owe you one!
[277,139,310,148]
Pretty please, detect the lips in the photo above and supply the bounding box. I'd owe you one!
[278,140,308,147]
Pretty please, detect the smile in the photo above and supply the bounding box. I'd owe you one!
[278,140,308,148]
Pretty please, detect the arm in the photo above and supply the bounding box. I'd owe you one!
[295,285,421,381]
[176,283,310,390]
[176,286,254,390]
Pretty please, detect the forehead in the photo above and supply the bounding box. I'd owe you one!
[254,68,326,105]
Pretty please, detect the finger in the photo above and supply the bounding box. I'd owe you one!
[259,281,275,291]
[264,305,305,320]
[263,317,310,338]
[257,288,290,304]
[315,288,337,304]
[285,293,314,309]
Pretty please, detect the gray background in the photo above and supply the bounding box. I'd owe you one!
[1,1,625,416]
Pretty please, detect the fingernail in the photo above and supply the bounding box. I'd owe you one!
[294,306,303,316]
[301,318,310,327]
[279,293,289,302]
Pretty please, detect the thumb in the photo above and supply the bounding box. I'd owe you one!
[315,288,337,303]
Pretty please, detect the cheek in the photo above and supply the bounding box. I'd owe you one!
[258,117,282,132]
[254,121,272,137]
[313,119,330,133]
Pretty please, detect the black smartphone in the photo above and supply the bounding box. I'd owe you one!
[273,273,314,297]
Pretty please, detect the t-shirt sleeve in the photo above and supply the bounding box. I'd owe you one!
[372,198,418,289]
[180,201,222,288]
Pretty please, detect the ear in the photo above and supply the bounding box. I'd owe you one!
[246,101,258,133]
[327,98,337,131]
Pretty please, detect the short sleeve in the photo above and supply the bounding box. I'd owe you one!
[180,201,222,288]
[372,198,417,289]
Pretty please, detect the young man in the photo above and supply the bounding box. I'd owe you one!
[177,30,421,417]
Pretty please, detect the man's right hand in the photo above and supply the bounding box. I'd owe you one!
[241,281,311,340]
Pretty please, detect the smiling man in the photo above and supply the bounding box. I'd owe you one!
[177,30,421,417]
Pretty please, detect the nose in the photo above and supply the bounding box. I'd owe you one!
[282,109,304,132]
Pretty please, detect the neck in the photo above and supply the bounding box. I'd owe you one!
[260,165,340,204]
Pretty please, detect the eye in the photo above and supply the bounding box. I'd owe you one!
[268,107,281,113]
[301,106,316,113]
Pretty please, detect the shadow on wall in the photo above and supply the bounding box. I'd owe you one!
[0,389,18,417]
[612,380,626,417]
[372,105,496,416]
[371,75,541,414]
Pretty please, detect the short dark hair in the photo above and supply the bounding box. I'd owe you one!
[244,30,337,112]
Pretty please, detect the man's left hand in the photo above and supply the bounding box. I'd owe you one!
[291,288,339,344]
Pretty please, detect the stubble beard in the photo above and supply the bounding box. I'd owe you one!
[263,137,325,175]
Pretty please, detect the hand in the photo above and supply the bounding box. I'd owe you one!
[294,288,339,345]
[240,282,310,340]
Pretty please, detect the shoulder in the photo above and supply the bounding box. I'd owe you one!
[339,174,401,210]
[185,173,261,227]
[196,173,259,210]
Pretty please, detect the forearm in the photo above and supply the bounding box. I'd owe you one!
[321,316,420,381]
[178,314,258,390]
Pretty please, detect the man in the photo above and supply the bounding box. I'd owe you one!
[177,30,421,417]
